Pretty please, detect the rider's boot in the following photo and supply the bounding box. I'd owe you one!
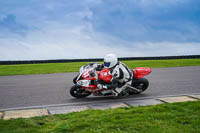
[112,87,122,96]
[112,80,133,96]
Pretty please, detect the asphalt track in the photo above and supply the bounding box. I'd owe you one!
[0,66,200,110]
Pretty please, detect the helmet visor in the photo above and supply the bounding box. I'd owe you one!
[104,62,111,68]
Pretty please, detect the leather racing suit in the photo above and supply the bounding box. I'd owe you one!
[98,61,134,96]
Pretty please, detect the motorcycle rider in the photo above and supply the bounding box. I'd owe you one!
[97,53,134,96]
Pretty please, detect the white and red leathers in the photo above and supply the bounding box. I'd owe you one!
[98,54,134,96]
[108,61,133,96]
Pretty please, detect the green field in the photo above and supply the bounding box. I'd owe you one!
[0,101,199,133]
[0,59,200,76]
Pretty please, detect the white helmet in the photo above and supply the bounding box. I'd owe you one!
[104,53,118,68]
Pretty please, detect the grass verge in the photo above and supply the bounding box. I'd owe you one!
[0,101,200,133]
[0,59,200,76]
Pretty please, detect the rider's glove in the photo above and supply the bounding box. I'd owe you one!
[90,70,96,77]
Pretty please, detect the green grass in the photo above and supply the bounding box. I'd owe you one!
[0,59,200,76]
[0,101,200,133]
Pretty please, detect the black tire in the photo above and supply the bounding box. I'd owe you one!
[70,85,92,98]
[73,75,78,84]
[129,78,149,94]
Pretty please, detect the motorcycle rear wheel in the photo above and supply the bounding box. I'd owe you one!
[129,78,149,95]
[70,85,92,98]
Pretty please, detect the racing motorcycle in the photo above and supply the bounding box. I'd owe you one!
[70,63,152,98]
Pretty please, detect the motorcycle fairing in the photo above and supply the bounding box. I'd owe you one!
[133,67,152,79]
[98,68,112,83]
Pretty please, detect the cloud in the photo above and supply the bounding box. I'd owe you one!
[0,0,200,60]
[0,21,199,60]
[90,0,200,43]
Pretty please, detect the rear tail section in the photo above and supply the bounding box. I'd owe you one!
[133,67,152,79]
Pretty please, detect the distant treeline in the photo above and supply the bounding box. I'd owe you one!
[0,55,200,65]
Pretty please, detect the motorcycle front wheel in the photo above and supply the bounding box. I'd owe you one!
[129,78,149,95]
[70,85,92,98]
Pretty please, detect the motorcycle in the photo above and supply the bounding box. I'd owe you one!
[70,63,152,98]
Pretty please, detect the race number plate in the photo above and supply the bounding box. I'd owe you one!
[77,80,90,87]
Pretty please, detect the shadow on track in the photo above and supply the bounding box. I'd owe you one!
[66,93,150,103]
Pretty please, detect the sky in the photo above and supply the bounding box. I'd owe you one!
[0,0,200,60]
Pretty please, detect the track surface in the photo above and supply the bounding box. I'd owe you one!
[0,66,200,109]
